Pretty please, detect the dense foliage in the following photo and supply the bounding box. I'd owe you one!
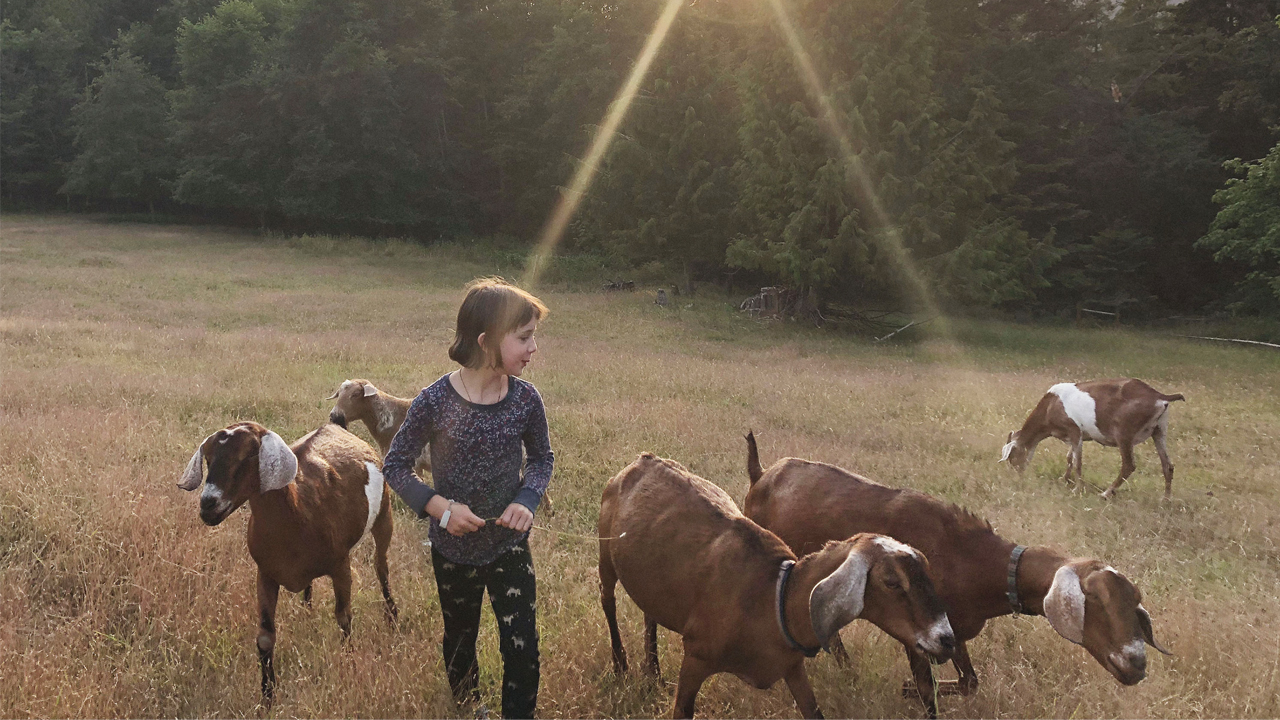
[3,0,1278,316]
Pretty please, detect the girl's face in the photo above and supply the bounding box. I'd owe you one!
[497,318,539,376]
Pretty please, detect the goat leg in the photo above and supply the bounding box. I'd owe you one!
[599,559,628,674]
[644,614,661,677]
[372,504,398,624]
[672,653,712,719]
[784,661,824,719]
[951,641,978,695]
[903,646,939,719]
[256,571,280,708]
[332,559,353,639]
[829,635,852,667]
[1101,441,1136,500]
[1154,430,1174,501]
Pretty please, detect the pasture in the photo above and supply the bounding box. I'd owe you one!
[1,215,1278,718]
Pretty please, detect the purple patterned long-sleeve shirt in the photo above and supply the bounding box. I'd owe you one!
[383,373,554,565]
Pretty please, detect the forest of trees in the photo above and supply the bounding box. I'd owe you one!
[3,0,1279,317]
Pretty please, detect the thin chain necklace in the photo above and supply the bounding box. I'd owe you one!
[458,370,501,404]
[458,370,476,403]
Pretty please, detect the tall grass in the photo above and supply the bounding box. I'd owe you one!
[2,215,1278,718]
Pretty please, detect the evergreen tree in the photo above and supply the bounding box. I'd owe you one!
[570,0,741,286]
[169,0,288,220]
[62,49,174,208]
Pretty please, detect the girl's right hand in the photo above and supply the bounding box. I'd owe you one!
[445,503,485,536]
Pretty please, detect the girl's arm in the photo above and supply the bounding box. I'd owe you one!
[512,386,554,514]
[384,390,440,518]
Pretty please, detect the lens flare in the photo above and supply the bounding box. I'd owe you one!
[761,0,945,325]
[523,0,687,288]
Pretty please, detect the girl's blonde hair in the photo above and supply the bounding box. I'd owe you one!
[449,277,548,369]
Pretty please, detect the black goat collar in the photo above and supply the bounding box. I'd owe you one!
[1008,545,1029,615]
[777,560,822,657]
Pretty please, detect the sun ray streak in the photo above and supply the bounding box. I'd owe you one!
[762,0,944,323]
[523,0,687,288]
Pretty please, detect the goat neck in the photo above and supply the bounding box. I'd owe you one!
[1011,545,1071,617]
[782,544,851,651]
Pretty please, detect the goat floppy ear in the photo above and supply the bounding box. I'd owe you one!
[998,439,1015,463]
[257,431,298,492]
[810,547,871,651]
[1044,565,1086,644]
[362,383,379,397]
[178,435,212,491]
[1137,605,1172,656]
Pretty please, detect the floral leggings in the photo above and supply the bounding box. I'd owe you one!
[432,539,540,719]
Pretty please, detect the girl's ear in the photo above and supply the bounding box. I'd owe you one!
[476,331,487,348]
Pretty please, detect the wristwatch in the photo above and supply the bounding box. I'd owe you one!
[440,503,453,529]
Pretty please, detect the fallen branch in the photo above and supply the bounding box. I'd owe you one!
[875,316,936,342]
[1173,334,1280,350]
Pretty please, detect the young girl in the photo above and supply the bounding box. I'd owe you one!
[383,278,553,719]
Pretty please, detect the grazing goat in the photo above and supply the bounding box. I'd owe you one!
[178,421,397,706]
[743,432,1170,718]
[1000,378,1185,499]
[599,453,955,719]
[327,379,431,476]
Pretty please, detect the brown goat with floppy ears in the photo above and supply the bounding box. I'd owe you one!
[742,432,1171,718]
[178,421,398,707]
[1000,378,1185,499]
[598,452,956,719]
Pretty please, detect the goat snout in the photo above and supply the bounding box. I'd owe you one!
[329,409,348,429]
[200,486,232,526]
[916,617,957,663]
[1106,641,1147,685]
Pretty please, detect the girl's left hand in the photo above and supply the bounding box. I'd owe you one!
[496,503,534,533]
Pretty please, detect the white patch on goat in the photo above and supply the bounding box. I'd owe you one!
[373,397,396,435]
[363,462,384,537]
[872,535,920,559]
[200,483,231,516]
[923,615,954,649]
[1121,638,1145,657]
[201,483,224,504]
[1049,383,1105,442]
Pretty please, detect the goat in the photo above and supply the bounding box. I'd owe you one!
[598,452,955,719]
[743,432,1170,718]
[327,379,431,477]
[178,421,397,707]
[1000,378,1185,499]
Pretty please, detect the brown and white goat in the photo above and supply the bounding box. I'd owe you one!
[599,453,955,719]
[743,433,1170,718]
[1000,378,1185,499]
[178,421,397,706]
[327,379,431,476]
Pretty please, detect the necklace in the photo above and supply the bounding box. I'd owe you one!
[458,370,475,403]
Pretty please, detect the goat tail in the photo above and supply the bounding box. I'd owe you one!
[1161,393,1186,403]
[745,430,763,486]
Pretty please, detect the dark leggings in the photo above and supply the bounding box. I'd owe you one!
[432,539,540,719]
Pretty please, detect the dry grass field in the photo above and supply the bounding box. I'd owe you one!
[2,215,1278,719]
